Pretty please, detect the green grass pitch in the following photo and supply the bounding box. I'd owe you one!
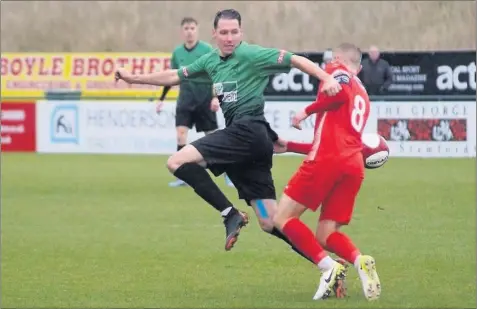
[1,154,475,308]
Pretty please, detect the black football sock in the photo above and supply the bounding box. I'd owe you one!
[270,227,314,264]
[174,163,235,214]
[177,144,185,152]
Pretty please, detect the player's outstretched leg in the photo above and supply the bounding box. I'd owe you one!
[169,126,189,187]
[169,145,188,187]
[273,194,347,300]
[318,221,381,301]
[167,145,249,251]
[250,199,315,264]
[317,174,381,301]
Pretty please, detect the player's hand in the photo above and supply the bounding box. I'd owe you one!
[210,97,220,112]
[156,100,164,114]
[321,75,341,96]
[273,137,288,154]
[292,109,308,130]
[115,68,134,84]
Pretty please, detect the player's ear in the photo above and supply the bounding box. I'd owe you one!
[357,64,362,74]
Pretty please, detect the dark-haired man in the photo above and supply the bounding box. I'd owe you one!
[157,17,234,188]
[116,9,342,257]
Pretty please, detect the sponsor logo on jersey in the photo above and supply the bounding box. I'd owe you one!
[214,81,238,103]
[213,83,224,96]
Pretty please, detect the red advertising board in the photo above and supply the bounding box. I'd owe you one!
[378,118,467,142]
[1,102,36,152]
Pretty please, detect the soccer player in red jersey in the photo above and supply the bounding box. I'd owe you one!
[273,43,381,301]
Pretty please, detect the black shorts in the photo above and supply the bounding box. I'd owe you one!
[191,117,279,205]
[176,87,218,133]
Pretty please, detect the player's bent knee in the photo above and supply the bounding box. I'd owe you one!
[272,212,288,230]
[257,218,274,232]
[316,220,340,246]
[166,155,181,173]
[166,145,206,173]
[273,194,307,229]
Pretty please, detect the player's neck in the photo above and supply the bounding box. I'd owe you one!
[218,41,242,57]
[184,40,198,50]
[336,61,358,75]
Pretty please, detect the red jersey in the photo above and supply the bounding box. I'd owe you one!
[303,63,370,164]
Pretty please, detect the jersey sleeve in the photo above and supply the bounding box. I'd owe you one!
[246,45,294,75]
[170,51,179,70]
[204,43,214,52]
[287,141,312,155]
[304,71,352,115]
[177,54,209,81]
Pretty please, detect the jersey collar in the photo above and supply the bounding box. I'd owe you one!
[184,41,199,52]
[220,41,244,61]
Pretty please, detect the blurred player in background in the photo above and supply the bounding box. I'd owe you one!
[116,9,341,261]
[157,17,234,188]
[273,43,381,301]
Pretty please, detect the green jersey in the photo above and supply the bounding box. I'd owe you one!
[171,40,213,87]
[177,41,294,125]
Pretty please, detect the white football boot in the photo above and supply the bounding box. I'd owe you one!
[355,255,381,300]
[312,262,347,300]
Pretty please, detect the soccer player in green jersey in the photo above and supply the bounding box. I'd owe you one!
[116,9,342,254]
[156,17,234,188]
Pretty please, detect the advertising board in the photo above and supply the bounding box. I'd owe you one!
[374,101,476,157]
[264,51,476,97]
[36,100,475,158]
[1,53,177,100]
[1,102,36,152]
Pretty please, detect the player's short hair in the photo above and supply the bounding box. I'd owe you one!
[336,43,362,66]
[181,17,198,26]
[213,9,242,29]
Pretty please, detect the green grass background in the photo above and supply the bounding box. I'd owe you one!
[1,154,475,308]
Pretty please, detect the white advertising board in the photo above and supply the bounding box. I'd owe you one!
[36,100,475,158]
[36,101,215,154]
[374,101,476,158]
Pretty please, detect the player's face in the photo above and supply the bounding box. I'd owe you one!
[213,18,242,56]
[333,49,359,75]
[181,23,198,43]
[332,50,348,67]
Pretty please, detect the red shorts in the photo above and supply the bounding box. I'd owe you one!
[284,159,363,225]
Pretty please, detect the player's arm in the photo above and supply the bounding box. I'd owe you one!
[116,68,180,86]
[273,136,312,155]
[244,46,341,96]
[245,46,293,75]
[210,85,220,111]
[116,54,208,86]
[290,55,334,83]
[158,52,179,100]
[247,46,333,83]
[303,73,352,115]
[287,141,312,155]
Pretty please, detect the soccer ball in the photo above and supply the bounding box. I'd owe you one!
[361,133,390,169]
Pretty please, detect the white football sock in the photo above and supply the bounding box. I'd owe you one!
[317,256,336,272]
[221,207,233,217]
[354,254,363,269]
